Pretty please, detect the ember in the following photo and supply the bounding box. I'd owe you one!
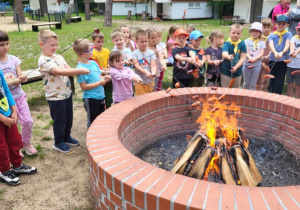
[171,94,262,186]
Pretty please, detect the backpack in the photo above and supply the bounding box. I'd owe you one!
[268,8,274,20]
[268,4,290,22]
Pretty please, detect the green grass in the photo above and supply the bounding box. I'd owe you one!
[41,136,53,141]
[0,189,4,200]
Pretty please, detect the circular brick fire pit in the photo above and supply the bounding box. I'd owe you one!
[87,87,300,210]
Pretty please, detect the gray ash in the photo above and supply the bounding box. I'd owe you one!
[137,133,300,187]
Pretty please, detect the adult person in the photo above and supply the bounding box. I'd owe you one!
[272,0,291,31]
[289,0,300,35]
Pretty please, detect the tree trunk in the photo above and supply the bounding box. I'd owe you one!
[85,0,91,20]
[14,0,26,24]
[66,0,74,24]
[104,0,113,27]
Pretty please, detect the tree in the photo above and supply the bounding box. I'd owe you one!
[66,0,75,24]
[14,0,26,24]
[104,0,113,27]
[85,0,91,20]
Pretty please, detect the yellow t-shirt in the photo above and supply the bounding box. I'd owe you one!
[92,48,110,68]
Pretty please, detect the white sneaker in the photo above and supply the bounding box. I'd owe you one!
[0,170,21,186]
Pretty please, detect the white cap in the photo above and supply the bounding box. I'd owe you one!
[249,22,263,33]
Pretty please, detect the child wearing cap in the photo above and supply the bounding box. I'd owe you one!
[242,22,266,90]
[286,22,300,98]
[268,14,292,94]
[189,30,206,87]
[172,28,196,87]
[221,23,247,88]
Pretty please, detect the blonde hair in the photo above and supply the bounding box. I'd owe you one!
[135,30,148,40]
[230,23,243,31]
[167,25,179,43]
[120,25,129,30]
[187,24,195,31]
[262,17,273,27]
[207,30,224,45]
[109,51,123,68]
[38,29,58,43]
[146,27,157,39]
[111,30,124,40]
[92,31,104,41]
[73,38,91,56]
[157,30,162,37]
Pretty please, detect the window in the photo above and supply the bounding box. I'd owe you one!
[188,3,201,8]
[125,3,135,7]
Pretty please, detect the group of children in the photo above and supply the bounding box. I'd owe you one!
[1,15,300,186]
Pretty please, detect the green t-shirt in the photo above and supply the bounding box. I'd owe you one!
[221,41,247,78]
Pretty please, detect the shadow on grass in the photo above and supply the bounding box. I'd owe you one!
[27,94,48,107]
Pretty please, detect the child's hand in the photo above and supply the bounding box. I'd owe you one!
[145,71,152,78]
[262,55,269,61]
[104,75,111,81]
[125,60,132,66]
[79,68,90,75]
[11,111,18,123]
[132,77,143,84]
[20,75,28,83]
[187,57,194,63]
[247,58,255,63]
[275,52,283,59]
[230,66,238,73]
[289,51,297,58]
[2,117,16,128]
[228,55,234,60]
[161,65,167,72]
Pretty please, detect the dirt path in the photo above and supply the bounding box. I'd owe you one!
[0,16,45,32]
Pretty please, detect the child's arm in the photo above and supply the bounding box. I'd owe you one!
[150,59,157,77]
[110,67,137,81]
[158,52,167,71]
[222,51,234,61]
[206,54,221,66]
[132,58,152,78]
[50,66,89,76]
[0,112,16,128]
[231,52,247,73]
[253,48,265,62]
[79,75,111,91]
[278,39,291,59]
[269,40,282,59]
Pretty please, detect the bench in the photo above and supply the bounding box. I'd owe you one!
[221,16,245,25]
[71,16,81,23]
[22,68,75,94]
[32,22,62,32]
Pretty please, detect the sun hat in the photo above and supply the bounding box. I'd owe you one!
[189,30,204,40]
[276,15,289,23]
[174,29,189,37]
[296,22,300,29]
[249,22,263,33]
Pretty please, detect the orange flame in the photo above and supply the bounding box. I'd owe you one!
[195,95,242,180]
[202,154,220,180]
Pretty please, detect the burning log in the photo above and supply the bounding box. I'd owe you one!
[232,145,256,186]
[171,132,207,174]
[220,143,238,185]
[188,146,215,179]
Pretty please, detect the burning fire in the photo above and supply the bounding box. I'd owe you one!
[195,95,242,179]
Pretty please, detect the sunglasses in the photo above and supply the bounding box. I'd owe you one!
[82,48,93,55]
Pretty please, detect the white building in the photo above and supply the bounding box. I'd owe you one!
[234,0,298,23]
[94,0,213,20]
[29,0,71,13]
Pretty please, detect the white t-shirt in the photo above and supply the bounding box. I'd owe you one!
[244,39,266,67]
[287,36,300,68]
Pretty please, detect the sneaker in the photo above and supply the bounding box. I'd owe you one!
[64,137,80,146]
[23,143,37,155]
[53,142,72,153]
[12,163,37,176]
[19,150,24,158]
[0,170,21,186]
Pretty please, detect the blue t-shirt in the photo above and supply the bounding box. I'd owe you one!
[0,70,15,117]
[221,41,247,78]
[268,32,292,61]
[76,61,105,100]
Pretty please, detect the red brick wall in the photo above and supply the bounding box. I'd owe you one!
[87,88,300,210]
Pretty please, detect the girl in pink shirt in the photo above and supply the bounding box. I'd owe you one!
[272,0,291,31]
[109,51,142,104]
[167,25,179,65]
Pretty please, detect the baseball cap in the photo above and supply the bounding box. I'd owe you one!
[276,15,289,23]
[296,22,300,29]
[189,30,204,40]
[174,29,189,37]
[249,22,262,33]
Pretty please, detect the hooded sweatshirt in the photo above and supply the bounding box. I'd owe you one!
[289,7,300,36]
